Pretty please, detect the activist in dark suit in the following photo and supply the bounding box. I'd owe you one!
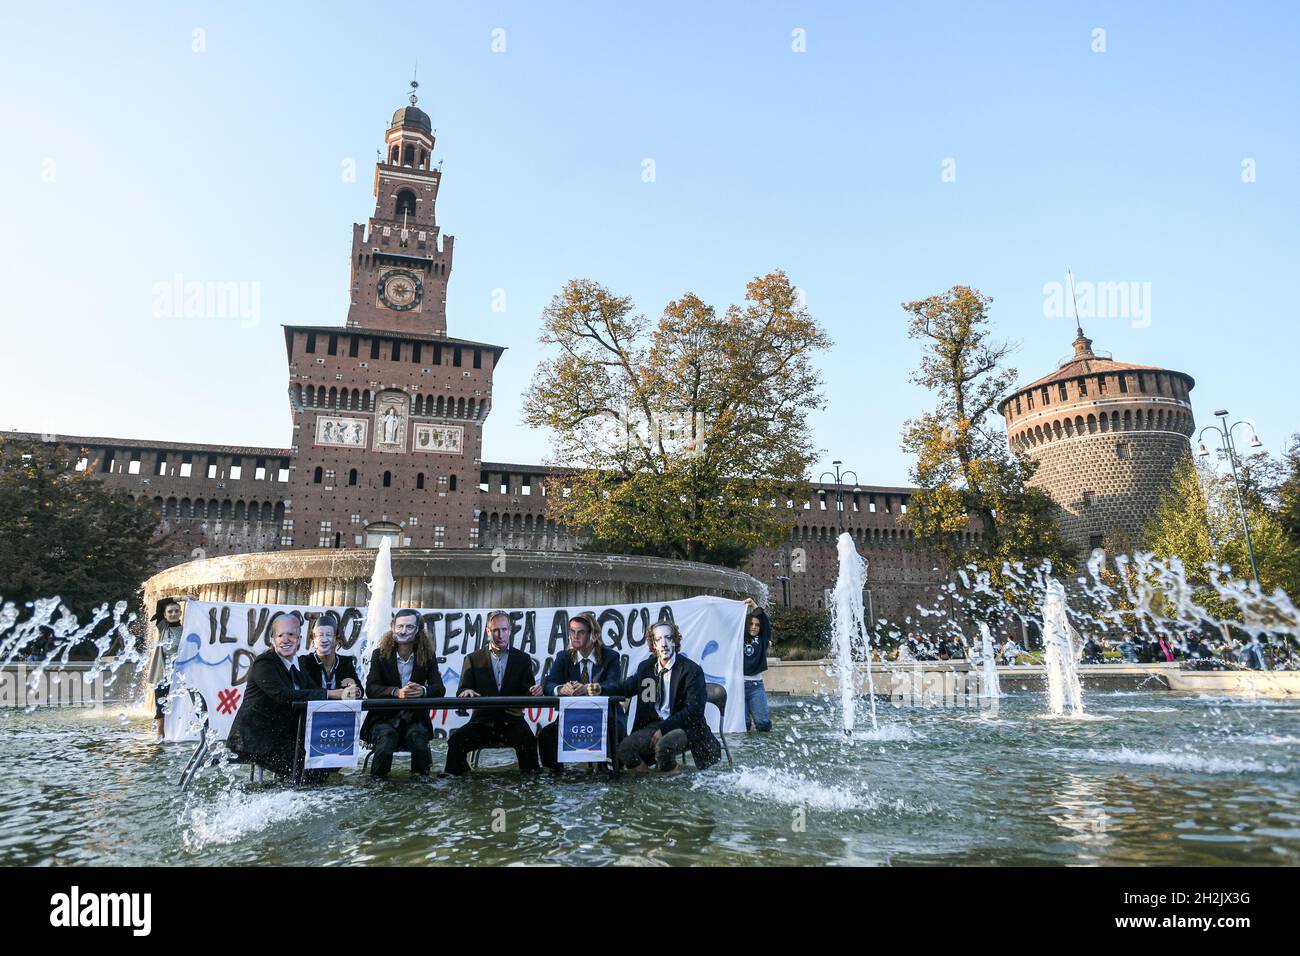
[537,611,625,771]
[444,609,543,775]
[362,609,446,778]
[297,612,362,694]
[614,620,721,773]
[227,612,359,776]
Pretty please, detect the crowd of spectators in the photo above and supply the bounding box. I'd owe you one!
[884,628,1296,671]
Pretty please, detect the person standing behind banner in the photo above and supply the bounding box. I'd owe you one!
[537,611,624,771]
[741,600,773,732]
[147,597,185,739]
[444,610,544,776]
[298,612,362,695]
[227,612,358,777]
[362,609,445,778]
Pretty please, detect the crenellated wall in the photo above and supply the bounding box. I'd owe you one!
[999,330,1195,555]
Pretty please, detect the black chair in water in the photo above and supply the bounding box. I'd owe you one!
[683,682,733,769]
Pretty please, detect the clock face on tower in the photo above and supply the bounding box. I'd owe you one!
[377,269,423,311]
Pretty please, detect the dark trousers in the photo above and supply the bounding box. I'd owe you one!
[617,722,689,771]
[536,717,623,770]
[445,717,540,774]
[370,720,432,777]
[153,681,170,721]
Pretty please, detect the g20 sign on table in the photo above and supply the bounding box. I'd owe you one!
[304,700,364,769]
[162,595,747,743]
[556,696,610,764]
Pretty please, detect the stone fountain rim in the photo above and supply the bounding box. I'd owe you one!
[145,547,764,595]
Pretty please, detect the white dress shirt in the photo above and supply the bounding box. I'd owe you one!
[396,650,416,688]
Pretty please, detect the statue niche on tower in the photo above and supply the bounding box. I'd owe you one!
[373,391,409,452]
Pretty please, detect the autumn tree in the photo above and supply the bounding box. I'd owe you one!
[898,285,1073,604]
[523,271,830,565]
[1143,451,1299,616]
[0,437,162,622]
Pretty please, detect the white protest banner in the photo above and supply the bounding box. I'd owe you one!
[165,595,747,743]
[304,700,364,769]
[556,696,610,764]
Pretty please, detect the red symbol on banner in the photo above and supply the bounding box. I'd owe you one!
[216,688,241,715]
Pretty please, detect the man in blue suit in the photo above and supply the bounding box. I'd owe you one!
[537,611,624,771]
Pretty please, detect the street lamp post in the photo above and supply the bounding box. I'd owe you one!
[1198,409,1264,588]
[774,544,792,608]
[818,460,860,533]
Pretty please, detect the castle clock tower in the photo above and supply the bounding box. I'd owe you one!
[281,83,502,555]
[348,88,453,335]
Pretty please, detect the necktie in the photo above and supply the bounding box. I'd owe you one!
[655,666,666,709]
[580,659,590,684]
[289,665,301,689]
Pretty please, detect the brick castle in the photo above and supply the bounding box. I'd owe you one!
[8,97,1196,624]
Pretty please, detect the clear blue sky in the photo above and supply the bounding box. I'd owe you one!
[1,2,1295,485]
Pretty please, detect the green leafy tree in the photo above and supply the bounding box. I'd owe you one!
[0,437,162,621]
[1143,452,1299,616]
[898,285,1073,607]
[524,272,830,565]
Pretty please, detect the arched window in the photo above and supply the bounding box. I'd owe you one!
[383,471,392,488]
[314,466,323,484]
[348,469,358,486]
[395,188,417,218]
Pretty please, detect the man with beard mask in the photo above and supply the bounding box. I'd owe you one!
[614,621,721,774]
[363,609,445,778]
[536,611,624,771]
[444,610,544,775]
[147,598,184,739]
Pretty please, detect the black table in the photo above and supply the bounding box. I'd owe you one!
[289,695,627,783]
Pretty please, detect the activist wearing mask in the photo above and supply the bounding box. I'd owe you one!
[227,612,356,777]
[298,612,362,695]
[537,611,624,771]
[362,609,445,778]
[444,610,544,775]
[614,620,721,774]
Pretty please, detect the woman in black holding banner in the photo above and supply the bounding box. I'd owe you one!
[227,611,359,777]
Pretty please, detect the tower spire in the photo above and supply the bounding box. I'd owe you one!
[1066,267,1084,339]
[409,61,419,106]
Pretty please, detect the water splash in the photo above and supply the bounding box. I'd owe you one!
[357,537,395,687]
[1041,577,1085,718]
[977,622,1002,699]
[828,532,875,733]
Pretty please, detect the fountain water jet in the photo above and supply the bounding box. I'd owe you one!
[1041,578,1085,717]
[978,623,1002,698]
[829,532,875,733]
[356,537,395,686]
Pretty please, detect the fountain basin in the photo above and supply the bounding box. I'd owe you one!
[143,548,765,616]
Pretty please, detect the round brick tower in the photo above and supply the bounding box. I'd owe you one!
[998,327,1196,556]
